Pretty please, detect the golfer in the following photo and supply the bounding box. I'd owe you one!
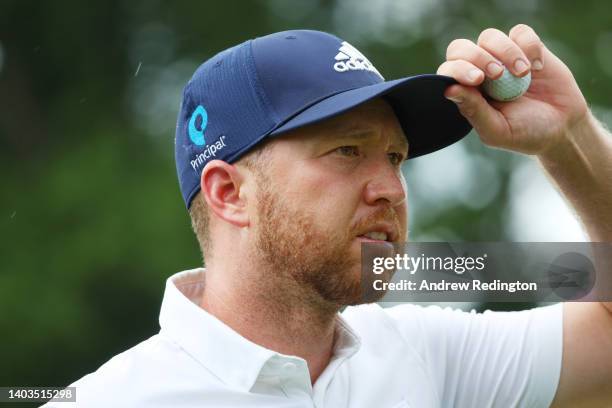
[46,25,612,407]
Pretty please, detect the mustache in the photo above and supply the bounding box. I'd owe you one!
[352,206,402,236]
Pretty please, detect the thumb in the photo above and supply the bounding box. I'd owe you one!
[445,84,511,149]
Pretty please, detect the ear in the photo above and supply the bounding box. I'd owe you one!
[200,160,250,228]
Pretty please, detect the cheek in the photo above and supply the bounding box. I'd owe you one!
[398,172,409,222]
[393,202,409,242]
[399,203,409,231]
[285,165,362,229]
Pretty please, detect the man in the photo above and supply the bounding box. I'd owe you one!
[48,26,612,407]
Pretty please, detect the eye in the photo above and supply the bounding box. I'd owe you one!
[335,146,360,157]
[388,152,405,166]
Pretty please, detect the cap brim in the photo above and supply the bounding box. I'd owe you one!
[269,74,472,159]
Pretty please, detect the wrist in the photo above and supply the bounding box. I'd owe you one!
[537,110,596,165]
[535,110,612,242]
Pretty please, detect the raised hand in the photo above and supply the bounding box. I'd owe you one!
[438,24,588,155]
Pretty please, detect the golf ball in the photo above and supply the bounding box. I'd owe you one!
[482,67,531,101]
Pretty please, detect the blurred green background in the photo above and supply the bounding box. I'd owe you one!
[1,0,611,394]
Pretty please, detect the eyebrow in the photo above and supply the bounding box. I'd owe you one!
[332,128,409,156]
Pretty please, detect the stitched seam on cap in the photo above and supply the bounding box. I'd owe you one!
[245,40,278,124]
[271,86,360,132]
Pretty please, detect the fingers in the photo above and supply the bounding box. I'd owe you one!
[509,24,544,71]
[439,24,549,150]
[478,28,531,77]
[441,25,545,84]
[437,60,485,86]
[444,84,510,148]
[446,39,504,79]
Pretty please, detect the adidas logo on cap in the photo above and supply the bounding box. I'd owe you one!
[333,41,383,79]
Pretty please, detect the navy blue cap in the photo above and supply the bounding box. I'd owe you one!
[175,30,471,208]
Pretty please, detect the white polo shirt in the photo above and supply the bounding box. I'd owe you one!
[46,268,563,407]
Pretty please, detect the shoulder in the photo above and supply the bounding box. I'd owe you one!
[341,302,456,339]
[343,301,563,332]
[340,303,434,353]
[340,303,471,348]
[342,303,564,407]
[341,302,563,353]
[45,333,210,407]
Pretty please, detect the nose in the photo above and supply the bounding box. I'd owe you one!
[363,161,407,207]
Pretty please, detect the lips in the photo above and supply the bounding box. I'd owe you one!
[356,223,399,243]
[361,231,388,241]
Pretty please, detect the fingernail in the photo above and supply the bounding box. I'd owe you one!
[467,69,482,82]
[446,95,464,104]
[532,58,543,71]
[486,62,503,78]
[513,58,529,74]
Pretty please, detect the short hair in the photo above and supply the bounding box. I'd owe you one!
[188,141,271,264]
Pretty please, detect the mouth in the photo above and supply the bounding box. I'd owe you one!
[355,225,400,244]
[357,231,390,242]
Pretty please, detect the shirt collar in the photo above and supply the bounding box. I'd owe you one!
[158,268,361,392]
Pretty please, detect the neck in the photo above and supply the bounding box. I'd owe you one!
[200,259,339,384]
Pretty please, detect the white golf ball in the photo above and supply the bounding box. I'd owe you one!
[482,67,531,101]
